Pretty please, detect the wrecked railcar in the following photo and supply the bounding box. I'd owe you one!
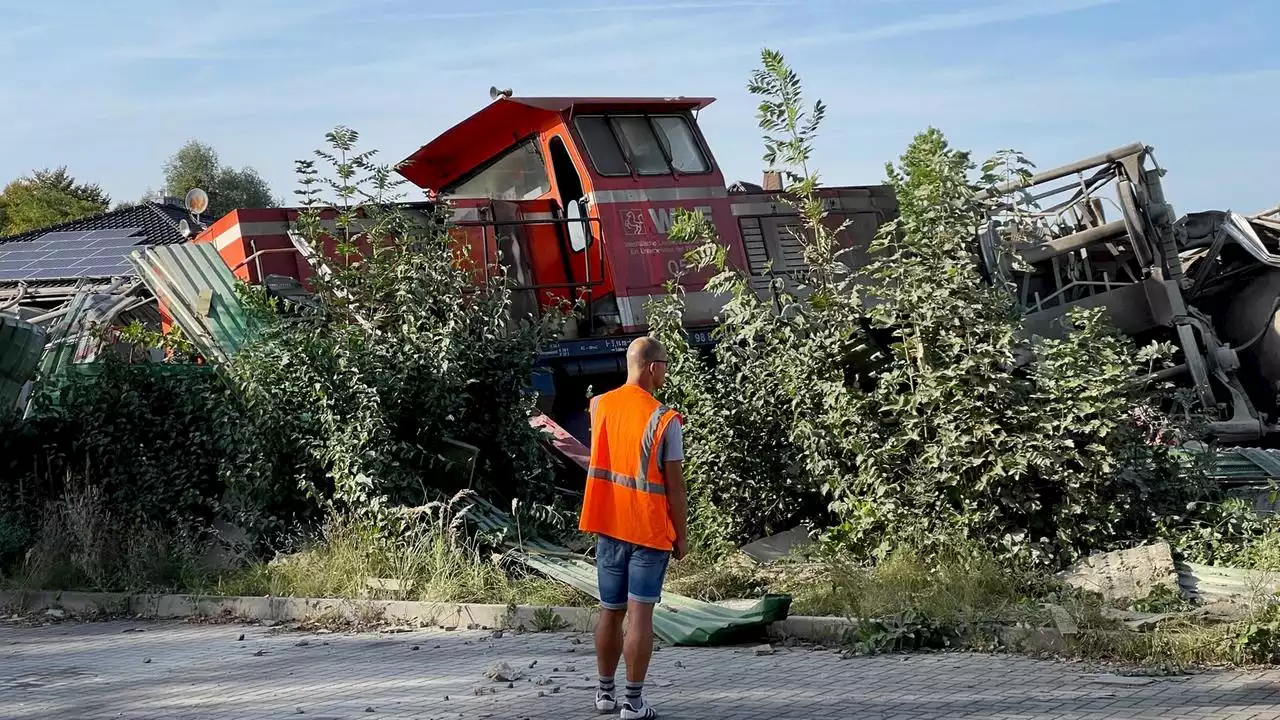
[977,143,1280,444]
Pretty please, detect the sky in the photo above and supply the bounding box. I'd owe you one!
[1,0,1277,214]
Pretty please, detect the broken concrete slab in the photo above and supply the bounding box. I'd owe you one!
[1099,608,1192,631]
[1045,604,1078,637]
[1057,541,1178,603]
[740,526,815,564]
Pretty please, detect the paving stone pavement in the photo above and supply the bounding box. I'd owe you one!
[4,620,1280,720]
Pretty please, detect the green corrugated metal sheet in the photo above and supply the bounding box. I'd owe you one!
[1212,447,1280,481]
[0,314,46,412]
[466,498,792,647]
[1178,561,1280,603]
[37,290,94,382]
[128,243,253,364]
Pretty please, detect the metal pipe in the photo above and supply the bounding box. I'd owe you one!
[28,307,70,324]
[1021,219,1128,264]
[229,247,302,273]
[976,142,1147,200]
[0,282,26,312]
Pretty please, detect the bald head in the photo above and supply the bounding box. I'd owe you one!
[625,336,669,390]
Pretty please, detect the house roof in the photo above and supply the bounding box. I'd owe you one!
[0,201,200,294]
[0,200,194,247]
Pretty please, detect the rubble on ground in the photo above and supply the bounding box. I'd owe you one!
[1056,541,1178,603]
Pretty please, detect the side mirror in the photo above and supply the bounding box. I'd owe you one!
[567,199,590,252]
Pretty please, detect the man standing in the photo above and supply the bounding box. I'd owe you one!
[579,336,689,719]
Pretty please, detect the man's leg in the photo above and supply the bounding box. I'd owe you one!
[620,546,671,719]
[594,535,629,712]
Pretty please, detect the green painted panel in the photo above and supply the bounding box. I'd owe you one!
[0,314,46,412]
[128,243,254,364]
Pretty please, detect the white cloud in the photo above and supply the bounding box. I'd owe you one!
[794,0,1127,45]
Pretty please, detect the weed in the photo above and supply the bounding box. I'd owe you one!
[207,515,589,607]
[8,485,206,593]
[532,606,566,633]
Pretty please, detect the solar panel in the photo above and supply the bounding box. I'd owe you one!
[0,227,146,281]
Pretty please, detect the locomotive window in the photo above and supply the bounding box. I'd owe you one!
[574,117,630,176]
[611,117,671,175]
[652,116,710,173]
[574,114,711,177]
[445,139,550,200]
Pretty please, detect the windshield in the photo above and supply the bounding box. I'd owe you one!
[574,114,710,177]
[444,139,550,200]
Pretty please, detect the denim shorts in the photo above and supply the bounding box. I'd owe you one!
[595,534,671,610]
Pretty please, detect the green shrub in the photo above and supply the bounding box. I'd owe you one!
[0,360,272,550]
[650,49,1207,568]
[228,127,569,524]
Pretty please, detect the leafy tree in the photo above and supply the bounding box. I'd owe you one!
[228,126,569,525]
[162,140,277,219]
[0,167,111,236]
[649,49,1206,568]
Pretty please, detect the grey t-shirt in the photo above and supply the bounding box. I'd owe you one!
[660,419,684,464]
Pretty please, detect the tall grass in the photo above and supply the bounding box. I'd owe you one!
[208,515,589,606]
[6,483,205,593]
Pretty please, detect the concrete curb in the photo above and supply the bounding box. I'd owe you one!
[0,590,1067,653]
[0,590,597,634]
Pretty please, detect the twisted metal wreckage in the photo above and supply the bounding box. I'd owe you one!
[4,142,1280,639]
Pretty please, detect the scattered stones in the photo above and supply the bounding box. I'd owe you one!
[507,682,514,689]
[143,658,151,664]
[473,686,496,696]
[1085,674,1157,687]
[411,645,420,651]
[44,608,65,619]
[535,676,554,686]
[564,664,576,672]
[253,649,268,657]
[753,644,776,656]
[365,706,376,713]
[467,623,481,630]
[237,633,245,642]
[492,630,504,639]
[674,660,685,668]
[484,662,525,682]
[570,637,582,645]
[295,639,310,647]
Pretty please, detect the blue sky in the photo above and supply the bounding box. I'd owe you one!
[1,0,1277,213]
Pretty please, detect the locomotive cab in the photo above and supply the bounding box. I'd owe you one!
[395,95,743,340]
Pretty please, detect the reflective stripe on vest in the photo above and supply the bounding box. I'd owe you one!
[586,403,673,495]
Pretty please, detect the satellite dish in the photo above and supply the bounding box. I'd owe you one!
[489,86,513,101]
[184,188,209,215]
[178,219,192,238]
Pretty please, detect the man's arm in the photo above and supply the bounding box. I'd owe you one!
[665,459,689,560]
[661,419,689,560]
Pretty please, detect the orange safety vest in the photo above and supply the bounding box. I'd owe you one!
[578,384,682,551]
